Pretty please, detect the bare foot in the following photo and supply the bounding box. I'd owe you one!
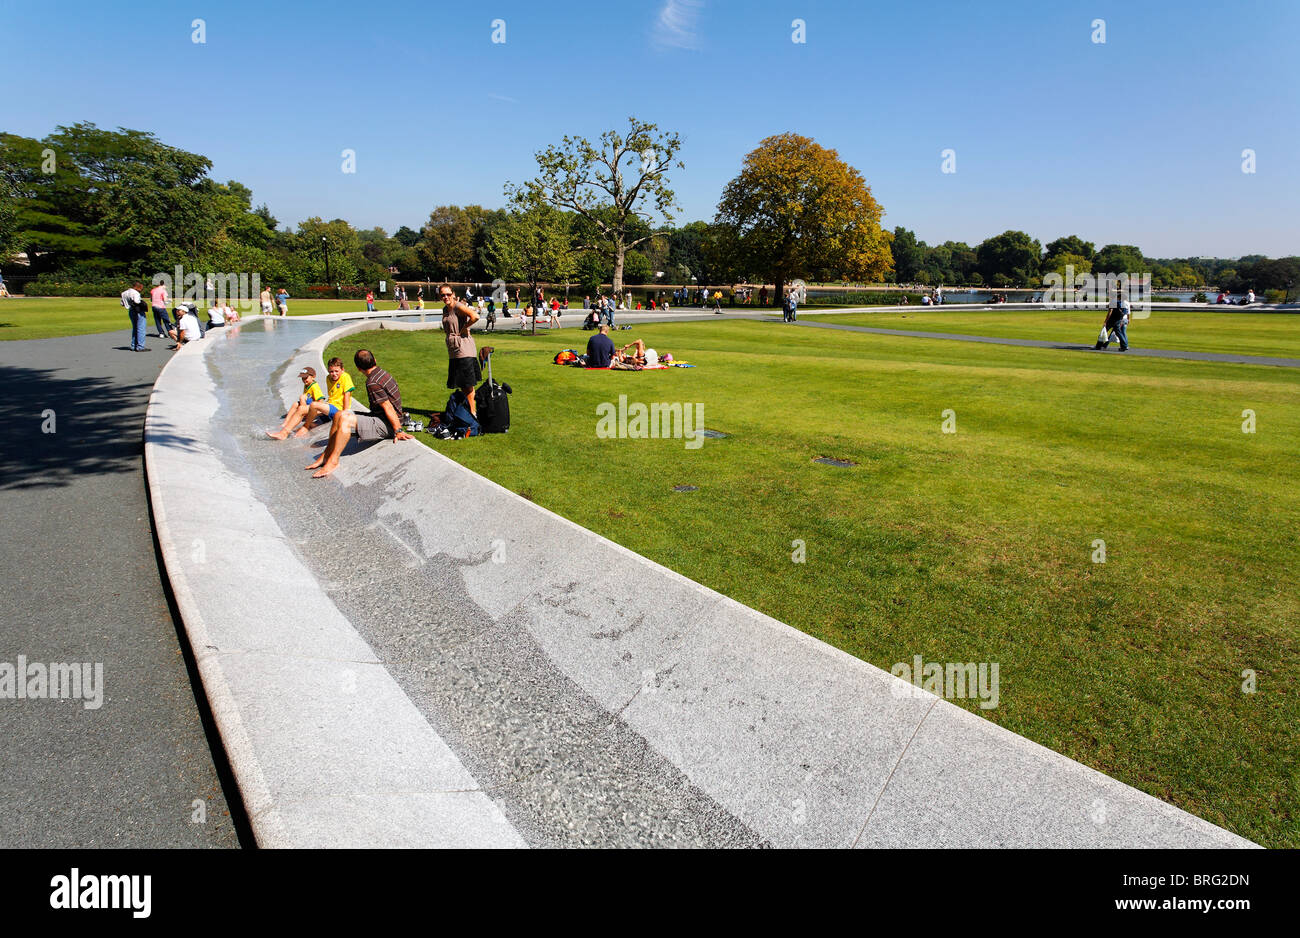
[266,429,289,440]
[305,458,324,470]
[311,461,339,479]
[292,426,309,438]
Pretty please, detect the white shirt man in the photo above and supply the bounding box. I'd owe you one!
[208,304,226,326]
[177,308,202,344]
[1247,289,1256,304]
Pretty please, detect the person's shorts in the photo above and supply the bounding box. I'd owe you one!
[447,354,482,390]
[261,302,273,313]
[354,414,394,442]
[327,403,340,417]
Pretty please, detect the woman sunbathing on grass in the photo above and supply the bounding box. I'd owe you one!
[616,339,647,366]
[611,340,666,369]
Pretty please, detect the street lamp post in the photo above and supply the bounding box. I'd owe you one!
[321,236,333,294]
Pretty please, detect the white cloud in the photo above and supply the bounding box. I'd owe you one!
[653,0,703,51]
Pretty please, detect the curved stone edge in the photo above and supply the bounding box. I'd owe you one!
[145,316,1260,848]
[300,321,1258,849]
[143,326,526,848]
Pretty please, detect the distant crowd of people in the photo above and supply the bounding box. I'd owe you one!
[119,280,250,351]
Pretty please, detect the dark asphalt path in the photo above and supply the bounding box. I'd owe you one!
[790,319,1300,367]
[0,328,239,847]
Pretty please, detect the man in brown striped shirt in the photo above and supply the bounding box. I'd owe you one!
[307,348,412,478]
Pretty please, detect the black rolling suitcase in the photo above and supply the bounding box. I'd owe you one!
[474,346,512,433]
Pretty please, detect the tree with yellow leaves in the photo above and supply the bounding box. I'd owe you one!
[713,133,892,301]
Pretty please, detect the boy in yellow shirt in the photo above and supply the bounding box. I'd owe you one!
[267,365,331,439]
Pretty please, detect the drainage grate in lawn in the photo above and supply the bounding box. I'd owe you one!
[700,429,729,439]
[813,457,857,467]
[672,485,699,492]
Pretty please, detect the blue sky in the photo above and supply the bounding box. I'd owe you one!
[5,0,1297,257]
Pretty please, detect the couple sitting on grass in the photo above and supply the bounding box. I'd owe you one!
[267,349,414,478]
[584,325,666,369]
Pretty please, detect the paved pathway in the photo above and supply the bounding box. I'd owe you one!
[790,319,1300,367]
[0,329,239,847]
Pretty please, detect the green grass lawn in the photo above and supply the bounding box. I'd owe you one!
[802,308,1300,358]
[328,319,1299,846]
[0,296,376,341]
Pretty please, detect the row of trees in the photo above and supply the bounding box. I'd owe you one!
[2,121,1294,299]
[889,228,1299,291]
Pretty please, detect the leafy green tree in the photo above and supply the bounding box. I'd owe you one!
[1046,253,1092,279]
[485,205,575,323]
[976,230,1042,285]
[293,217,360,285]
[939,241,977,282]
[668,220,714,285]
[1043,235,1096,264]
[574,251,608,296]
[418,205,478,281]
[713,133,892,299]
[509,116,683,295]
[1093,244,1146,277]
[890,227,926,282]
[253,203,278,231]
[622,249,653,284]
[1,130,106,274]
[393,225,421,247]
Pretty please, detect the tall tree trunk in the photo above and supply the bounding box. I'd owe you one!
[612,243,626,297]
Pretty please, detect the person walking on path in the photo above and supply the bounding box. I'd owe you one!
[260,286,273,315]
[121,280,149,351]
[366,290,375,312]
[782,289,798,323]
[275,288,289,315]
[149,281,172,338]
[439,284,482,420]
[1097,291,1130,351]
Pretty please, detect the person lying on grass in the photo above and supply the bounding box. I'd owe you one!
[306,349,412,479]
[267,359,355,439]
[611,339,665,369]
[267,366,327,439]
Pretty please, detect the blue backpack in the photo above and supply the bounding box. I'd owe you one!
[441,390,480,437]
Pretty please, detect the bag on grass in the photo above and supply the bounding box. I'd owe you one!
[441,390,480,437]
